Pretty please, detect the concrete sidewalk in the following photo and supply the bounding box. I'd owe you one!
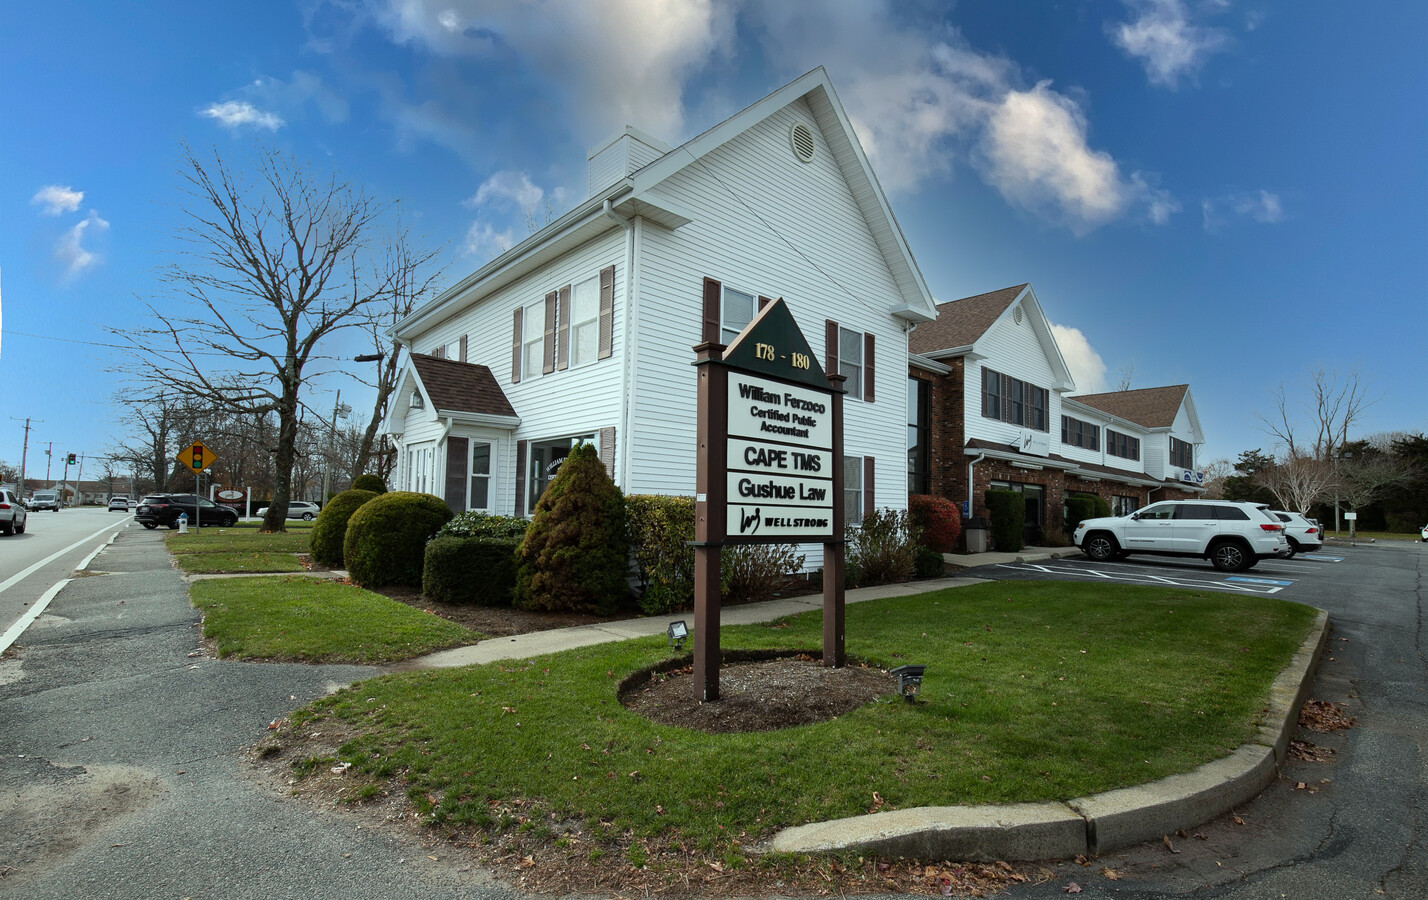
[402,547,1068,670]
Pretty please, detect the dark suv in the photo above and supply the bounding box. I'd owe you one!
[135,494,239,529]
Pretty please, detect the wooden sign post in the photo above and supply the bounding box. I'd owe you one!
[692,296,845,701]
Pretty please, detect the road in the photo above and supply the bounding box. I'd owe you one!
[0,506,135,652]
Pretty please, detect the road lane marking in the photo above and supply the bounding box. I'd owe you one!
[0,519,130,596]
[995,562,1284,594]
[0,578,70,653]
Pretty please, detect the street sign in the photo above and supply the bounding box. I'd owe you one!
[177,441,217,473]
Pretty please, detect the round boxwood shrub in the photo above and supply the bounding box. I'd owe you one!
[310,489,379,567]
[350,474,388,493]
[343,491,454,587]
[514,443,628,614]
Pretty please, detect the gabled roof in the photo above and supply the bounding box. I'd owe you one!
[1071,385,1190,429]
[409,354,517,418]
[394,67,936,341]
[909,284,1028,353]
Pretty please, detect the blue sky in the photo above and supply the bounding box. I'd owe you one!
[2,0,1424,483]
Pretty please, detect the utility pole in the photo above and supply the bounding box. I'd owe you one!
[321,390,351,503]
[9,417,39,496]
[76,453,86,505]
[45,442,53,481]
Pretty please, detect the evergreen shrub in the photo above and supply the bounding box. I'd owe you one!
[721,543,805,604]
[350,474,388,493]
[514,443,628,614]
[985,489,1025,553]
[626,495,696,615]
[310,489,379,567]
[438,511,530,541]
[422,536,519,605]
[914,544,946,578]
[908,494,962,552]
[344,491,454,587]
[1065,496,1109,532]
[845,507,919,586]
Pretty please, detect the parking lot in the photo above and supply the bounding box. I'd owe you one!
[959,544,1361,598]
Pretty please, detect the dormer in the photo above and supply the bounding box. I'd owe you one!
[587,126,672,197]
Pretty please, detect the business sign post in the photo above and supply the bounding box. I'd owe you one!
[692,296,845,701]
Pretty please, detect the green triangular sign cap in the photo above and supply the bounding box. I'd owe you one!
[721,298,830,391]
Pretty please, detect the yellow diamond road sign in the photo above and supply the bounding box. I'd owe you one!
[177,441,217,473]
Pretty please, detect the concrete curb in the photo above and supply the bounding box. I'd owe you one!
[763,608,1330,861]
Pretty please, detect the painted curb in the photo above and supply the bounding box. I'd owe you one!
[761,607,1329,861]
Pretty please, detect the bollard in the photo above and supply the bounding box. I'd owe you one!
[178,511,189,534]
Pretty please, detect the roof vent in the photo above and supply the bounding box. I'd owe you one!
[789,123,815,163]
[1013,306,1024,326]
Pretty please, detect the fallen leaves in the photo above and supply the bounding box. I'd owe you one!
[1163,834,1180,854]
[1299,699,1356,732]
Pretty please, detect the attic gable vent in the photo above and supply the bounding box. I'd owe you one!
[1013,306,1024,326]
[789,122,815,163]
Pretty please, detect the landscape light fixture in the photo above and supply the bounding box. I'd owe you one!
[890,664,926,703]
[667,620,689,652]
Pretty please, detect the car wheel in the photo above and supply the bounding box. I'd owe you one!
[167,521,180,530]
[15,520,25,534]
[142,522,158,530]
[302,512,314,520]
[1209,540,1251,572]
[1285,537,1299,558]
[1083,533,1119,562]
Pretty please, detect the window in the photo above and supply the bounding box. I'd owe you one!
[1107,429,1140,461]
[1061,415,1100,450]
[721,287,755,344]
[1112,495,1137,517]
[839,327,863,399]
[1137,503,1176,520]
[907,377,930,495]
[469,442,491,512]
[1170,437,1194,469]
[527,435,596,513]
[569,275,600,367]
[982,368,1048,430]
[523,300,544,379]
[843,455,863,526]
[406,444,434,495]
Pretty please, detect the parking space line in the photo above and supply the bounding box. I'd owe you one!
[995,562,1285,595]
[1225,575,1295,587]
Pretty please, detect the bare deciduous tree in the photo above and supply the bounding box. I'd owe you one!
[115,144,430,531]
[1260,368,1374,460]
[1258,454,1336,513]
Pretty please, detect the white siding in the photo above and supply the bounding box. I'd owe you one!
[963,305,1060,450]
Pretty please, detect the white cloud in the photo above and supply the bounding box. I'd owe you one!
[54,210,109,279]
[1202,189,1285,231]
[31,184,84,216]
[1108,0,1230,88]
[463,221,518,260]
[199,100,286,131]
[465,170,546,213]
[1050,323,1108,394]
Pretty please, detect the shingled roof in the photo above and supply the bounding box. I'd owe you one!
[909,284,1029,355]
[1071,384,1189,428]
[409,354,517,418]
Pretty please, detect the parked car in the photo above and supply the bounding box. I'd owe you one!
[1268,511,1322,557]
[1421,522,1428,542]
[253,500,321,520]
[1072,499,1288,572]
[29,490,61,511]
[0,489,28,535]
[134,494,239,529]
[108,495,131,512]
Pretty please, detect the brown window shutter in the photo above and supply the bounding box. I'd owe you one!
[511,307,522,384]
[758,295,772,312]
[863,332,875,402]
[459,334,468,363]
[598,265,615,359]
[514,440,528,516]
[556,284,571,370]
[542,290,557,375]
[702,277,722,344]
[825,320,839,379]
[863,456,875,520]
[598,426,616,479]
[445,437,469,512]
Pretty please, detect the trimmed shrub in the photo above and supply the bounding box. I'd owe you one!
[846,507,919,586]
[350,474,388,493]
[914,544,946,578]
[909,494,962,552]
[310,489,379,567]
[438,511,530,541]
[423,536,519,605]
[343,491,454,587]
[626,495,696,615]
[514,443,628,614]
[1065,495,1110,532]
[721,543,805,605]
[985,489,1025,553]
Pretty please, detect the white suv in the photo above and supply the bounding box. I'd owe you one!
[1072,499,1288,572]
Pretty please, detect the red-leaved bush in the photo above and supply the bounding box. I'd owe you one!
[909,494,962,552]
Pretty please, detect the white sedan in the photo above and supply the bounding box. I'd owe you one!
[254,501,321,520]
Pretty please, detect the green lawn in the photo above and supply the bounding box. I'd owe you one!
[175,552,308,574]
[283,581,1317,856]
[191,576,481,663]
[166,530,310,554]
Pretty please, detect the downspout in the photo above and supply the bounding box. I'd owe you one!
[603,200,638,491]
[967,449,987,518]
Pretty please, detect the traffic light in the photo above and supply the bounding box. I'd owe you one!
[66,453,76,465]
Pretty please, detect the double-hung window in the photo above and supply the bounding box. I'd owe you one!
[569,275,600,367]
[982,368,1048,430]
[468,442,492,511]
[838,327,863,399]
[721,287,755,344]
[1107,429,1140,461]
[843,456,863,526]
[1170,437,1194,469]
[522,301,544,379]
[1061,415,1100,450]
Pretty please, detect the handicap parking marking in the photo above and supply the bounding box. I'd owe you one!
[1295,555,1345,563]
[995,562,1287,594]
[1225,575,1296,587]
